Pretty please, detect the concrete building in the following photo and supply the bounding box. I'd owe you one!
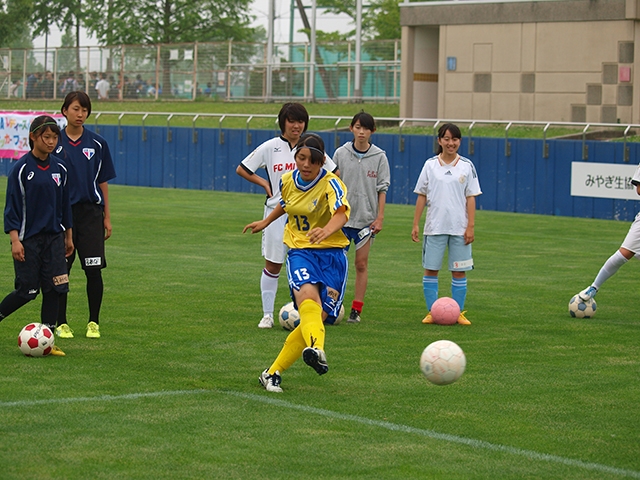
[399,0,640,123]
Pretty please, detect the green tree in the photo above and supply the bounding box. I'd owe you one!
[81,0,259,97]
[0,0,32,48]
[82,0,257,45]
[316,0,400,40]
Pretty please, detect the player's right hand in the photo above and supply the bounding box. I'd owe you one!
[243,221,264,234]
[11,241,25,262]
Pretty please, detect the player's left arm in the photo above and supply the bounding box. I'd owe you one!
[370,191,387,234]
[99,182,112,240]
[464,195,476,245]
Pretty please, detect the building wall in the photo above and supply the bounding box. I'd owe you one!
[401,0,640,123]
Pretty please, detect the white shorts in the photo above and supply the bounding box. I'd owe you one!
[262,205,288,264]
[621,211,640,253]
[422,234,474,271]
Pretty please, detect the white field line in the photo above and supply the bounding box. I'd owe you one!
[1,388,639,479]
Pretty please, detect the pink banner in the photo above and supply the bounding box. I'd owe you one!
[0,112,67,159]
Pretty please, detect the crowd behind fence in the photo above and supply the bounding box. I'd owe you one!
[0,39,400,103]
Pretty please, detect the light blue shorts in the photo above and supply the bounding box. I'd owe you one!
[422,235,474,272]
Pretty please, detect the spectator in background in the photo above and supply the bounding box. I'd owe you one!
[123,76,137,99]
[95,73,110,100]
[61,72,79,95]
[9,79,21,97]
[77,73,85,92]
[41,72,54,99]
[88,72,98,99]
[25,73,37,99]
[108,75,119,99]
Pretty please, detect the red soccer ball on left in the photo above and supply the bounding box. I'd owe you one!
[18,323,54,357]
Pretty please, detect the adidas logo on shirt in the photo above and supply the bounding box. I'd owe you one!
[445,170,452,175]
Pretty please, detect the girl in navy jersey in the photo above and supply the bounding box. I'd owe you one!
[0,116,73,355]
[54,91,116,339]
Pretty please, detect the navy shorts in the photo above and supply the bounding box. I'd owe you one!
[13,232,69,299]
[286,248,348,320]
[342,226,375,251]
[68,203,107,271]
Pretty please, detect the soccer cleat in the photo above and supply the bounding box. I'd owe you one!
[347,309,361,323]
[55,324,74,339]
[421,312,434,324]
[50,345,66,356]
[258,315,274,329]
[578,286,598,301]
[457,311,471,325]
[302,347,329,375]
[259,369,283,393]
[86,321,101,338]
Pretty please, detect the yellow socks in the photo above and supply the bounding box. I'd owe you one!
[268,299,325,374]
[298,299,325,351]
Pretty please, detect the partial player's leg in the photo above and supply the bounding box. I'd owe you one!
[579,216,640,300]
[448,235,474,325]
[258,213,287,328]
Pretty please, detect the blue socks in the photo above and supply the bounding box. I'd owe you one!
[451,277,467,310]
[423,275,438,311]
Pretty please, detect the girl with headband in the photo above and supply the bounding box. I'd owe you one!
[244,133,350,392]
[0,115,73,356]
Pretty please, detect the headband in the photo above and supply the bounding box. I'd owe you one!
[30,121,59,133]
[295,145,325,157]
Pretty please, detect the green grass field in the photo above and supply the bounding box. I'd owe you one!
[0,178,639,479]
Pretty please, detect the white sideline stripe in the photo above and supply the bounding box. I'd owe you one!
[2,388,639,479]
[0,389,209,407]
[225,391,640,479]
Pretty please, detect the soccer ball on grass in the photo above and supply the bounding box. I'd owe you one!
[279,302,300,331]
[568,294,596,318]
[430,297,461,325]
[18,323,55,357]
[278,302,345,330]
[420,340,466,385]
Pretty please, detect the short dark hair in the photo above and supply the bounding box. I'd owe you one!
[295,133,325,165]
[29,115,61,149]
[61,91,92,117]
[436,123,462,154]
[351,110,376,131]
[278,103,309,134]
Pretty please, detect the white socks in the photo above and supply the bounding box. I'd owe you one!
[261,269,279,317]
[593,250,628,290]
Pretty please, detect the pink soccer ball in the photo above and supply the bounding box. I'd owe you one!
[430,297,461,325]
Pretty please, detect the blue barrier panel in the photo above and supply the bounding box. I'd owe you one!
[4,125,640,221]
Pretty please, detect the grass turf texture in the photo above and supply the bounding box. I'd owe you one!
[0,178,639,479]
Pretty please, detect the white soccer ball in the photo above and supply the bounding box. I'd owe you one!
[568,294,597,318]
[420,340,466,385]
[278,302,300,331]
[18,323,55,357]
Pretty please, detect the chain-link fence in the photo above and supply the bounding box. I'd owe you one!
[0,39,400,103]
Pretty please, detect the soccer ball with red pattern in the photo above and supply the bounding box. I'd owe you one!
[18,323,54,357]
[420,340,466,385]
[430,297,461,325]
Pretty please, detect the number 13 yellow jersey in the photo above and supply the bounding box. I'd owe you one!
[280,169,350,250]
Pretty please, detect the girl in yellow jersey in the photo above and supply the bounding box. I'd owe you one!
[243,133,350,393]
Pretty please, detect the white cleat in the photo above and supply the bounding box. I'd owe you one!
[259,369,283,393]
[578,286,598,301]
[258,315,274,329]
